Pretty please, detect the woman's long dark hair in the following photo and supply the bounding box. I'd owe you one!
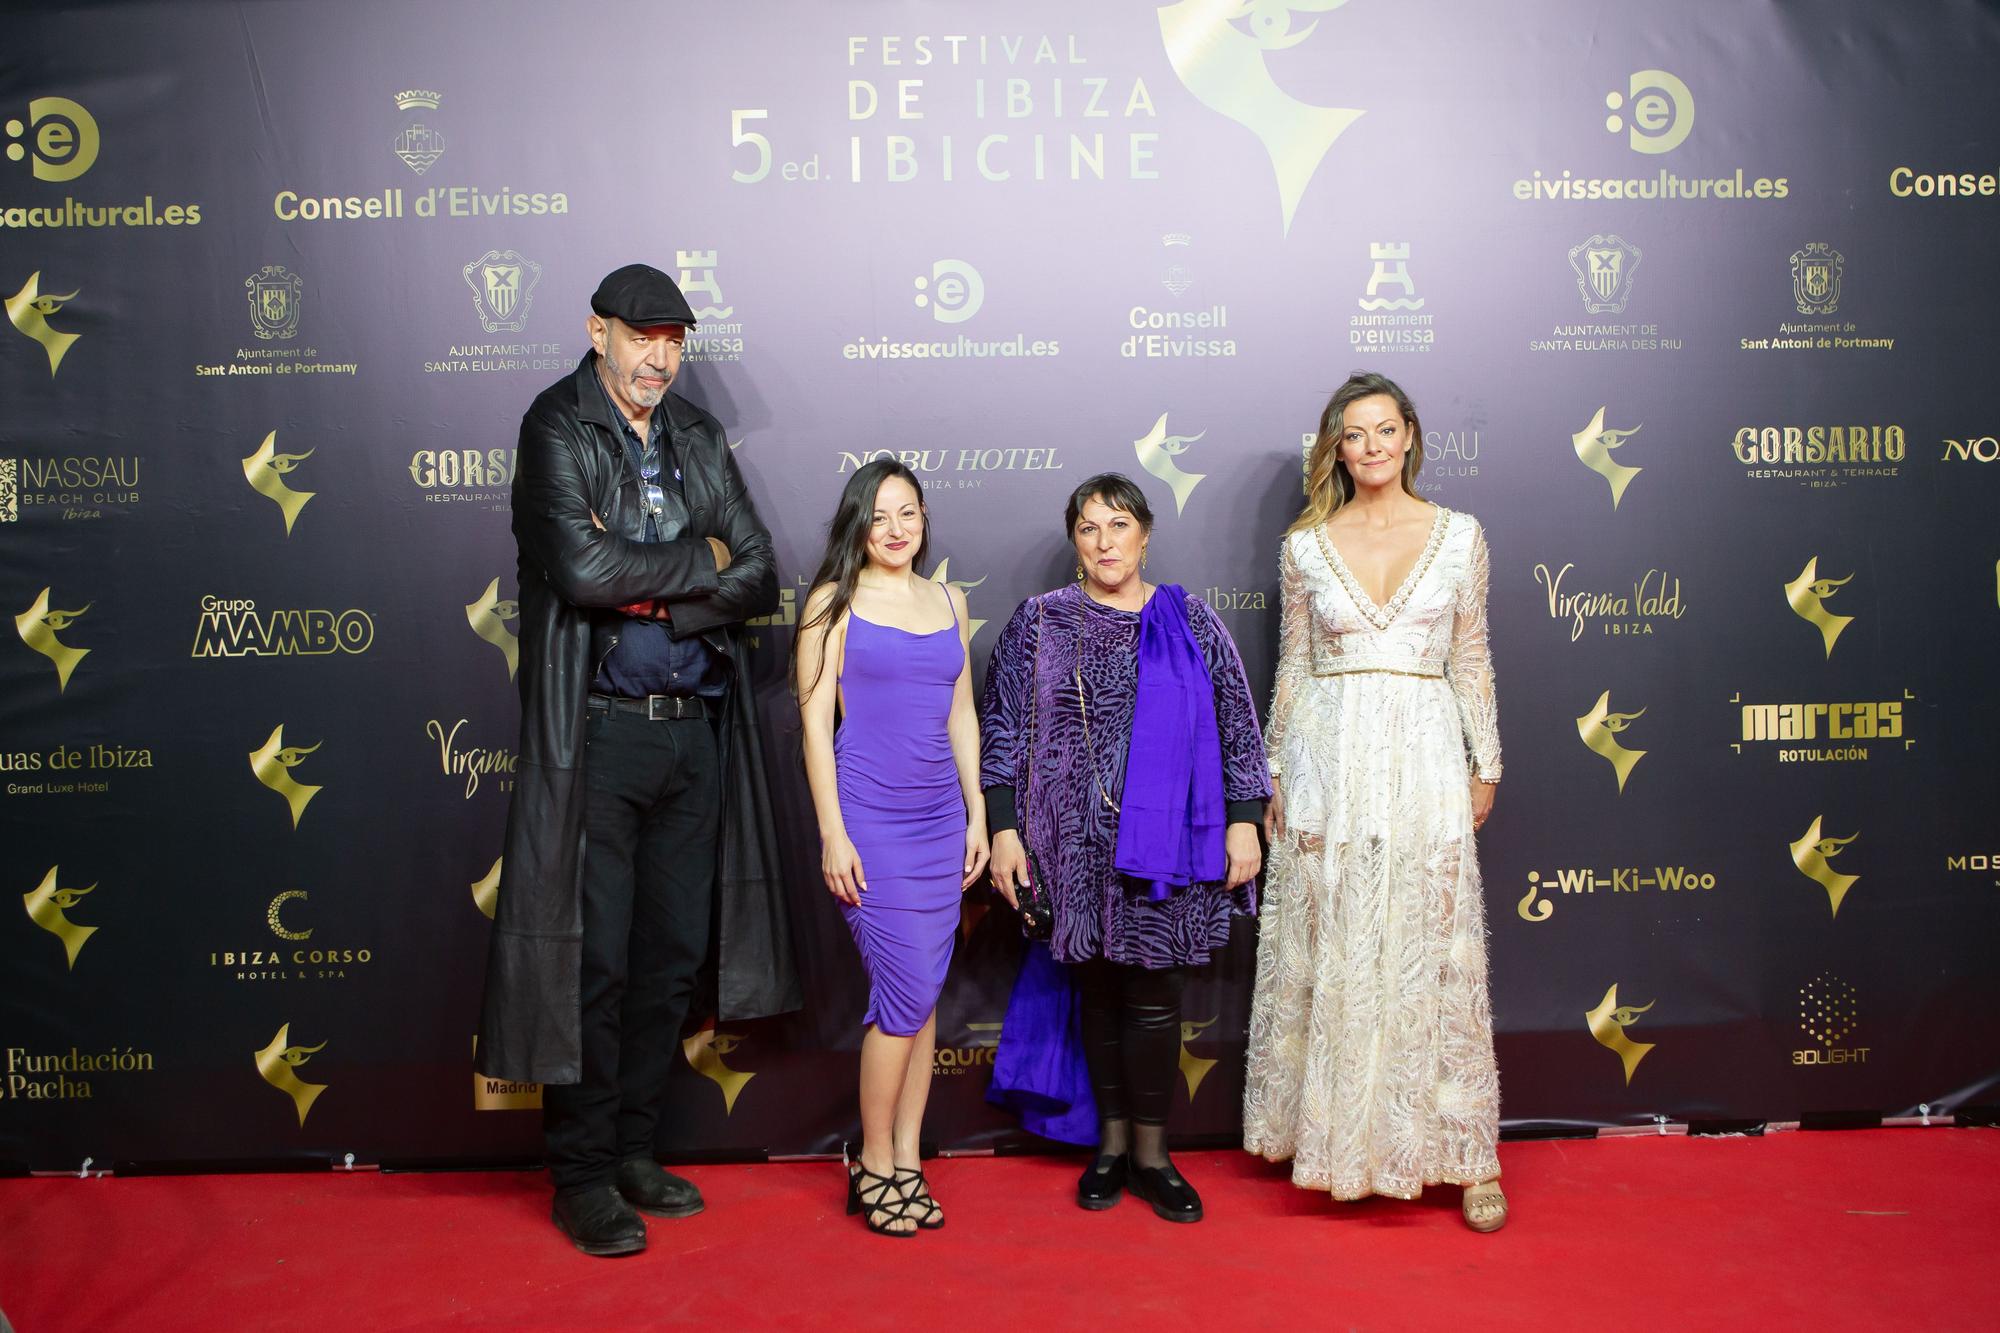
[790,458,931,703]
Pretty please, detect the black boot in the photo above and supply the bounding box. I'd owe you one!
[552,1185,647,1256]
[1076,1153,1129,1210]
[615,1157,705,1218]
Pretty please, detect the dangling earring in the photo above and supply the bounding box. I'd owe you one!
[1076,563,1086,583]
[1141,548,1149,570]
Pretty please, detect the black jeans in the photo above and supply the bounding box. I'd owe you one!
[543,707,720,1193]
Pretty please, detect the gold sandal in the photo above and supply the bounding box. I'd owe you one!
[1462,1180,1508,1233]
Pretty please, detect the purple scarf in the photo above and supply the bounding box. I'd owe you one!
[1114,585,1226,898]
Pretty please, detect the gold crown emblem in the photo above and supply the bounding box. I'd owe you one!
[1586,983,1656,1085]
[393,89,442,110]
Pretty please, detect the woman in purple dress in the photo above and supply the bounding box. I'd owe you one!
[795,459,989,1237]
[982,473,1269,1223]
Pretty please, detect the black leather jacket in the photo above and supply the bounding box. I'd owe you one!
[477,353,800,1084]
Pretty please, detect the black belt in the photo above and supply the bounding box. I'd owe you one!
[587,692,723,721]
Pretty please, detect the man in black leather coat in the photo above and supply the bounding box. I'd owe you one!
[476,264,799,1256]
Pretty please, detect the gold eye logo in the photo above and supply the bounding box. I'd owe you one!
[1586,984,1656,1085]
[6,272,82,375]
[1576,690,1648,792]
[1155,0,1363,235]
[249,725,323,829]
[14,587,91,692]
[255,1023,329,1127]
[470,857,502,920]
[241,431,316,536]
[682,1027,756,1115]
[1134,413,1208,516]
[23,866,99,969]
[1571,407,1643,510]
[1784,557,1854,658]
[1178,1016,1219,1099]
[464,578,520,681]
[1789,816,1859,919]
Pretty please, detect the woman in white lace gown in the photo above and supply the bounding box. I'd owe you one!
[1243,371,1507,1232]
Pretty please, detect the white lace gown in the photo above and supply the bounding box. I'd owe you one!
[1243,506,1503,1200]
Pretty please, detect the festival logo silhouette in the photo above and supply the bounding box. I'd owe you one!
[1134,412,1207,515]
[463,249,543,334]
[240,431,315,536]
[5,96,99,180]
[1790,817,1860,919]
[23,866,98,970]
[465,578,520,681]
[1585,984,1656,1085]
[1568,234,1642,314]
[256,1023,329,1127]
[1784,557,1853,658]
[683,1028,757,1115]
[1789,242,1844,316]
[1576,690,1647,792]
[14,587,91,692]
[470,857,502,920]
[1178,1016,1219,1099]
[6,272,80,376]
[249,725,323,830]
[1571,408,1643,510]
[244,265,302,341]
[929,559,988,640]
[1157,0,1363,234]
[675,249,746,363]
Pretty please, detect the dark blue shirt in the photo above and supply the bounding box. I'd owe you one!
[591,379,727,699]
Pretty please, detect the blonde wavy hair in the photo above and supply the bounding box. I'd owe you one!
[1289,371,1425,535]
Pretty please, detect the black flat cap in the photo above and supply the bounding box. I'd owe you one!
[590,263,698,329]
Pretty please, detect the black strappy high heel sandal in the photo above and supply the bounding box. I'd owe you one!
[893,1166,945,1230]
[845,1155,921,1237]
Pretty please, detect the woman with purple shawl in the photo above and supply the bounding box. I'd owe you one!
[981,474,1270,1223]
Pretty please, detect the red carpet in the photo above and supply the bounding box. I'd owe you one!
[3,1129,1995,1331]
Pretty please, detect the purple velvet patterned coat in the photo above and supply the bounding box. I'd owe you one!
[980,584,1272,968]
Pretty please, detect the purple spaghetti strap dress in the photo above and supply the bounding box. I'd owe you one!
[834,593,966,1036]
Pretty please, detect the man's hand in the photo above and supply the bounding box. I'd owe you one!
[707,536,733,573]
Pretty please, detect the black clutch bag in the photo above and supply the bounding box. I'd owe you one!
[1014,849,1054,941]
[1010,597,1056,942]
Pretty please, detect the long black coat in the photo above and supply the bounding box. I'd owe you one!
[476,353,801,1085]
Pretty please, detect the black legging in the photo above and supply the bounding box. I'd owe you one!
[1076,959,1187,1131]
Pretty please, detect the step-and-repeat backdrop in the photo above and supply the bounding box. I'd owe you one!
[4,0,1996,1170]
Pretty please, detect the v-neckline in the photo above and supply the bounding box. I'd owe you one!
[1315,507,1449,630]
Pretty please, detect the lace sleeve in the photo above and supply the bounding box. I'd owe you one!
[1446,520,1502,781]
[1264,536,1309,779]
